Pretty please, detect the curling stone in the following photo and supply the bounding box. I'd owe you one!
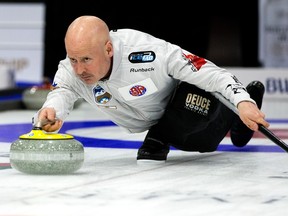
[22,77,52,110]
[10,124,84,175]
[22,84,84,110]
[22,85,51,110]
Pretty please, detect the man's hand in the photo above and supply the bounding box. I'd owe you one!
[237,101,270,131]
[37,107,63,132]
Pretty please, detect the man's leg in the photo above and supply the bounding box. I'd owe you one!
[137,82,232,161]
[172,104,234,152]
[137,124,171,162]
[137,81,266,162]
[181,81,266,151]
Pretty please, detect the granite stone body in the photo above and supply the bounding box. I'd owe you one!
[10,129,84,175]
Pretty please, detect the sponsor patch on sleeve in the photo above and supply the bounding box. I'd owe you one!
[183,53,206,71]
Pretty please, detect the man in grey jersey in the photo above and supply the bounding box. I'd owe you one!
[34,16,269,162]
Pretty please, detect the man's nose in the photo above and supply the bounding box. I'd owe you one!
[74,63,85,74]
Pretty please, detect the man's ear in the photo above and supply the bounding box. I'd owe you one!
[106,41,113,57]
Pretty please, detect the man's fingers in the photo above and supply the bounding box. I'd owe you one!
[246,118,270,132]
[41,120,63,132]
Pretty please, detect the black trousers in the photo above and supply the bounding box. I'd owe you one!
[145,82,236,152]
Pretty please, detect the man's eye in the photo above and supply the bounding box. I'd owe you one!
[70,59,77,64]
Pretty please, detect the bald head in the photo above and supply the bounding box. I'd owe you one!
[64,16,113,84]
[65,16,110,51]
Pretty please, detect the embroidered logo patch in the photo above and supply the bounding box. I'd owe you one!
[118,78,158,101]
[51,81,59,90]
[129,85,147,96]
[93,85,112,104]
[128,51,156,63]
[183,53,206,71]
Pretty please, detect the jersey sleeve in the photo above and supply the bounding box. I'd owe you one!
[32,58,80,126]
[166,45,255,107]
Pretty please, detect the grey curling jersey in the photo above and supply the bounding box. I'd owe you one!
[37,29,254,133]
